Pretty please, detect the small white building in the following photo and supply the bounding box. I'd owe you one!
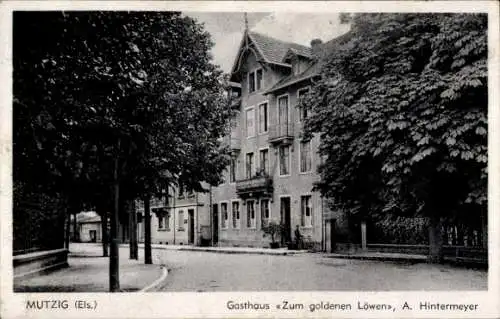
[78,215,102,243]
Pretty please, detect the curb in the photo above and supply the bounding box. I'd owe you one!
[140,266,168,292]
[325,254,428,263]
[119,244,306,257]
[176,247,303,256]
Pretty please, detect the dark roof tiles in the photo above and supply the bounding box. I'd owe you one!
[248,32,313,65]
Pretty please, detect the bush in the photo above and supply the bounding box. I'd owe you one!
[262,219,284,244]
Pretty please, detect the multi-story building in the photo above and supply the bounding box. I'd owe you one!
[211,30,348,249]
[135,29,348,250]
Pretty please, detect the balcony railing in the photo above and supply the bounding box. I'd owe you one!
[268,122,294,145]
[236,175,273,199]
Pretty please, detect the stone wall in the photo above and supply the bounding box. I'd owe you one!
[13,248,69,278]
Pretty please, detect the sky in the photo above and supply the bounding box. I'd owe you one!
[183,12,350,73]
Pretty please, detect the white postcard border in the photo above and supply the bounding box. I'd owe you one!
[1,1,499,318]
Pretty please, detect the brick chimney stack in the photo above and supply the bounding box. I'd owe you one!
[310,38,323,57]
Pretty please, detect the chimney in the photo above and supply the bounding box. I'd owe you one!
[310,38,323,58]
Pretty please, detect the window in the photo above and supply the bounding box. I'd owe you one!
[278,95,289,136]
[259,149,269,175]
[246,152,254,179]
[279,145,290,176]
[230,156,237,183]
[247,200,256,228]
[249,69,262,93]
[221,203,228,229]
[301,196,313,227]
[256,69,263,90]
[232,201,240,229]
[258,102,268,133]
[300,140,312,173]
[164,213,170,231]
[298,88,310,121]
[178,210,185,231]
[292,57,301,75]
[261,199,270,228]
[158,215,165,230]
[278,96,289,124]
[246,108,255,137]
[249,72,255,93]
[178,184,185,198]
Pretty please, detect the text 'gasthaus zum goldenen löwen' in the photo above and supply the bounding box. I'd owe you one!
[226,300,479,313]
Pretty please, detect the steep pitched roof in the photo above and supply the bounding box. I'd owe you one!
[248,32,312,64]
[230,31,313,79]
[264,31,352,94]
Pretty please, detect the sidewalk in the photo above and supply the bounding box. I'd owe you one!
[324,251,487,268]
[14,244,165,292]
[119,243,309,256]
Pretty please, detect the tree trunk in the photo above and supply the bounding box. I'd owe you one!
[428,215,444,263]
[128,200,138,260]
[73,211,78,242]
[64,211,71,250]
[144,195,153,264]
[109,149,120,292]
[65,204,71,249]
[100,207,109,257]
[481,209,487,249]
[144,195,152,264]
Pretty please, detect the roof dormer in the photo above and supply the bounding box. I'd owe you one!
[282,48,314,76]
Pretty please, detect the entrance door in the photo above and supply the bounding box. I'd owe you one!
[188,209,195,245]
[212,204,219,245]
[280,197,291,245]
[89,230,97,243]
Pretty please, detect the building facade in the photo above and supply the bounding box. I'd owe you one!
[134,189,212,246]
[211,30,346,249]
[78,215,102,243]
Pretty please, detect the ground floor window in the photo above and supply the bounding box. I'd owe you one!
[178,210,185,231]
[158,215,165,229]
[157,212,170,231]
[221,202,228,229]
[232,201,240,229]
[247,200,256,228]
[261,199,270,228]
[301,195,312,227]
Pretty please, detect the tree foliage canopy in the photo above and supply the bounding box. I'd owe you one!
[14,11,231,208]
[303,13,487,222]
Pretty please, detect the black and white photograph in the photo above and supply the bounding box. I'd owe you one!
[1,1,499,318]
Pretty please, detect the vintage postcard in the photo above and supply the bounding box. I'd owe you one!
[0,1,499,318]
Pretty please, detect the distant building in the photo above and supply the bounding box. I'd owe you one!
[135,188,211,246]
[77,215,102,243]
